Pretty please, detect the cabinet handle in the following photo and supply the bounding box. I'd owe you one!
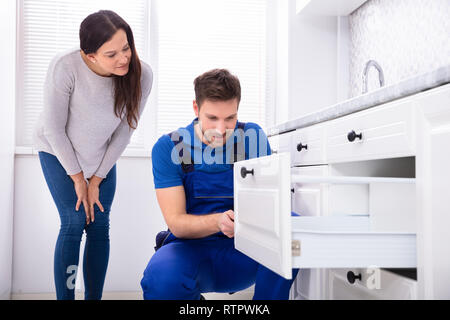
[346,271,362,284]
[297,143,308,152]
[347,130,363,142]
[240,167,254,179]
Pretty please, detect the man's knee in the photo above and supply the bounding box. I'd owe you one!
[141,254,198,300]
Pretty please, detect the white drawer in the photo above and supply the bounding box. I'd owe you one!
[328,268,417,300]
[326,99,415,163]
[234,153,416,279]
[291,124,325,165]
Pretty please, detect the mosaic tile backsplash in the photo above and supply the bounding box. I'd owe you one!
[348,0,450,98]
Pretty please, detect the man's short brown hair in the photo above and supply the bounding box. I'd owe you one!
[194,69,241,107]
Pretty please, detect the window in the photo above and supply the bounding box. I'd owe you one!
[17,0,274,155]
[17,0,149,153]
[153,0,272,138]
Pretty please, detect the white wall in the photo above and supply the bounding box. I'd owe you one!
[0,0,16,300]
[12,156,166,295]
[287,0,349,121]
[349,0,450,97]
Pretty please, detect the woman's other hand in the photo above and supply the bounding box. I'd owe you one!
[87,175,104,223]
[70,172,91,224]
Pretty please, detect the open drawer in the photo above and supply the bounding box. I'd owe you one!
[234,153,416,279]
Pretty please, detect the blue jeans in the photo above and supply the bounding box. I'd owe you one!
[38,152,116,300]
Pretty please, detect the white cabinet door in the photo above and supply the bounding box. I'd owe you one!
[234,153,417,279]
[234,153,293,279]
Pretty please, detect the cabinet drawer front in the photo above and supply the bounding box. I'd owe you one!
[292,125,325,165]
[328,268,417,300]
[292,216,416,269]
[326,100,415,163]
[234,153,293,279]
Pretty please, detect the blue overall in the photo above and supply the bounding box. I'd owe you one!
[141,121,298,300]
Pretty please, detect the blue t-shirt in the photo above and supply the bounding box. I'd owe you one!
[152,119,272,189]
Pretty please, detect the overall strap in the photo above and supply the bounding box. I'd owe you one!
[231,122,247,165]
[168,131,195,173]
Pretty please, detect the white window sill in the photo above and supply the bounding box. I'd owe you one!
[15,147,151,158]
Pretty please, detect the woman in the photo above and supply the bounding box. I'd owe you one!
[33,10,153,300]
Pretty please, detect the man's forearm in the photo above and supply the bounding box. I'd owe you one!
[169,212,222,239]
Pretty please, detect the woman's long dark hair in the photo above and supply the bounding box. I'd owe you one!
[79,10,142,129]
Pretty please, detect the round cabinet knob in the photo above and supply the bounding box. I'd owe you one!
[346,271,362,284]
[240,167,254,179]
[297,143,308,152]
[347,130,363,142]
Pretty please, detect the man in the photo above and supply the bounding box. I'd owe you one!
[141,69,298,299]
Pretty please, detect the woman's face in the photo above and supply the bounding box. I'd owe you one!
[87,29,132,76]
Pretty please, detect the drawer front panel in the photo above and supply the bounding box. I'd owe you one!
[328,268,417,300]
[326,100,415,163]
[234,153,293,279]
[291,125,325,165]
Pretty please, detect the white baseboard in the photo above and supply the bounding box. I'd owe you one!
[11,291,142,300]
[11,289,254,300]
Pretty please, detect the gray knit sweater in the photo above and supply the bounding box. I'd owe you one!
[33,48,153,179]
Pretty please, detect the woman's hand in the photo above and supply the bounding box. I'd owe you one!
[70,172,90,224]
[218,210,235,238]
[87,175,104,223]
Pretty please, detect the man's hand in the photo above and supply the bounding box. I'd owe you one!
[218,210,235,238]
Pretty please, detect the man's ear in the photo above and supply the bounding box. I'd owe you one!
[193,100,199,117]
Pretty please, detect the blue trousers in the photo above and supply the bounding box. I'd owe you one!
[38,152,116,300]
[140,237,298,300]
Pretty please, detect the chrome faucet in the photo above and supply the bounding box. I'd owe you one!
[362,60,385,94]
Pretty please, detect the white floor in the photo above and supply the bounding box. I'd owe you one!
[11,289,254,300]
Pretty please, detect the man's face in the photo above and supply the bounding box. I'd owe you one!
[194,98,239,148]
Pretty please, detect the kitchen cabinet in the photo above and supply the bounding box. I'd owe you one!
[234,83,450,299]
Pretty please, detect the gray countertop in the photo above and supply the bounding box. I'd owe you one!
[268,65,450,136]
